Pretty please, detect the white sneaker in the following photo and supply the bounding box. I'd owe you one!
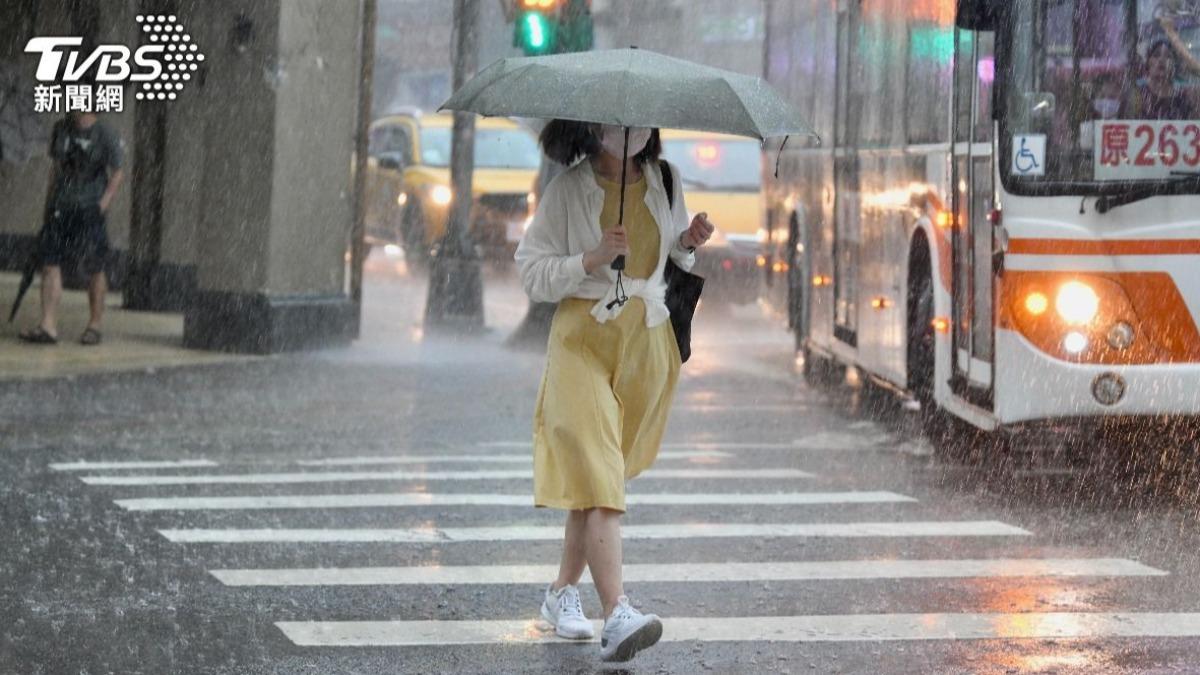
[541,583,594,639]
[600,596,662,662]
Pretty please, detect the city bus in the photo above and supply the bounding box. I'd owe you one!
[761,0,1200,435]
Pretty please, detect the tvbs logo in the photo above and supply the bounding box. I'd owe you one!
[25,14,204,113]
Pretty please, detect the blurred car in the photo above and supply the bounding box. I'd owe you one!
[659,129,764,305]
[364,109,541,262]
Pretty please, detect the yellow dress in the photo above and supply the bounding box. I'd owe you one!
[532,172,681,512]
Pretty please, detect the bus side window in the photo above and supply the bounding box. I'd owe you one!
[906,21,954,145]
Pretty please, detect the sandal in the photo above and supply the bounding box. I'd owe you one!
[18,327,59,345]
[80,328,102,346]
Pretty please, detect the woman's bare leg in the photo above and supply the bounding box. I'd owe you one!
[552,509,588,590]
[583,507,624,618]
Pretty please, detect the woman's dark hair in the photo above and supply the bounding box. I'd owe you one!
[538,119,662,166]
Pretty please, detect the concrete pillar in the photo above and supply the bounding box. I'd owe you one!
[182,0,364,353]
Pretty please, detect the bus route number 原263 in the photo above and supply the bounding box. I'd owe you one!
[1094,120,1200,180]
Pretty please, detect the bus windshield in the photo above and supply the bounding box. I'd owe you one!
[419,127,542,170]
[1004,0,1200,190]
[660,138,762,192]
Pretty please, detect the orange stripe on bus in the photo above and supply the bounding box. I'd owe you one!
[1009,239,1200,256]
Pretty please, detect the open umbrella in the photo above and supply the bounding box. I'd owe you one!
[440,47,816,352]
[441,46,816,254]
[440,47,816,142]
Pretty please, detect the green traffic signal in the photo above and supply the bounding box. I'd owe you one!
[516,10,555,55]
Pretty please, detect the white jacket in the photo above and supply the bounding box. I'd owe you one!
[514,158,696,327]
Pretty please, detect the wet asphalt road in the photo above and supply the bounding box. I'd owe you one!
[3,261,1200,674]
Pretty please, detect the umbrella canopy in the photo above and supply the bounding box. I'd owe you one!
[439,47,817,143]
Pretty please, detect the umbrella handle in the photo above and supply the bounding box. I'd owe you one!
[611,127,630,271]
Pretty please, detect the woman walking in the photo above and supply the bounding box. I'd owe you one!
[515,120,714,662]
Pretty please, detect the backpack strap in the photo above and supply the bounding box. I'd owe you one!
[658,160,675,211]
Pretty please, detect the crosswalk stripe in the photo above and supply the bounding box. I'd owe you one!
[49,459,219,471]
[159,520,1029,544]
[115,490,915,511]
[210,557,1165,586]
[80,468,813,486]
[792,432,892,451]
[676,405,810,412]
[479,441,803,449]
[275,612,1200,646]
[293,450,731,467]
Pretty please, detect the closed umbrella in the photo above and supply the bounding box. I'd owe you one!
[8,247,39,323]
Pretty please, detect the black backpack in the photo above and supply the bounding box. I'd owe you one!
[658,160,704,364]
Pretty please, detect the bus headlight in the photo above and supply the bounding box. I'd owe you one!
[429,185,453,206]
[1063,331,1088,354]
[1106,322,1135,350]
[1056,281,1099,324]
[1024,292,1049,316]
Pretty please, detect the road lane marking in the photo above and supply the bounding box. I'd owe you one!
[293,450,732,467]
[275,612,1200,646]
[81,468,813,486]
[116,490,915,512]
[211,558,1165,586]
[49,459,219,471]
[159,520,1029,543]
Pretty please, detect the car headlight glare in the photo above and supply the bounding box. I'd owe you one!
[1055,281,1099,324]
[430,185,453,206]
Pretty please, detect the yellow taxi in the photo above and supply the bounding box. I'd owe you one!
[659,129,765,305]
[365,110,541,261]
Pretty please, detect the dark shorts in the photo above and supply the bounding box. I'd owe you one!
[39,203,110,276]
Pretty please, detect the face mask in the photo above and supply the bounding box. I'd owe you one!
[1094,98,1120,118]
[599,125,652,158]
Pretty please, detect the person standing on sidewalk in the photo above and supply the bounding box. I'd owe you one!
[19,110,124,346]
[515,120,714,662]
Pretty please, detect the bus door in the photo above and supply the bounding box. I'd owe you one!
[950,27,997,408]
[832,0,860,348]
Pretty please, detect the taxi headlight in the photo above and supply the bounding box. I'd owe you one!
[1056,281,1099,324]
[429,185,453,206]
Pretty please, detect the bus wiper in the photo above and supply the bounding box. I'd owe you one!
[1095,170,1200,213]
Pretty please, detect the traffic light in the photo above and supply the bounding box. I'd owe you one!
[511,0,592,56]
[514,0,560,56]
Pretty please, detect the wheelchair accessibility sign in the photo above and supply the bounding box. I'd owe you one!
[1012,134,1046,176]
